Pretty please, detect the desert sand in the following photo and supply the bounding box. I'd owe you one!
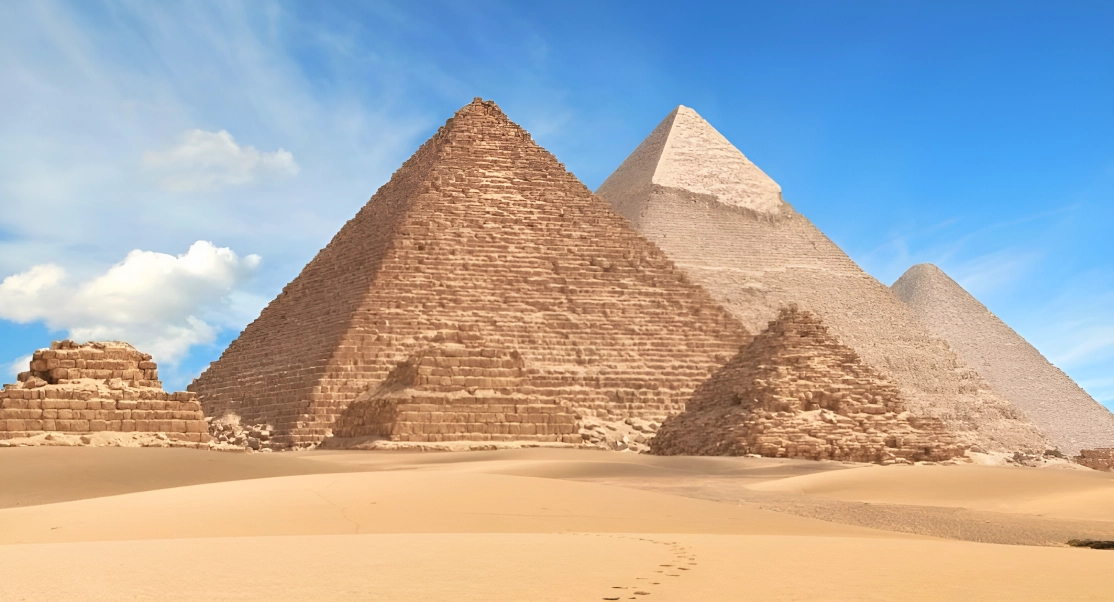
[2,447,1112,601]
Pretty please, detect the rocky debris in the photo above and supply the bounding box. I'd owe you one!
[206,412,274,452]
[0,431,208,449]
[578,416,659,453]
[1073,448,1114,472]
[1067,539,1114,550]
[651,306,967,464]
[0,341,209,444]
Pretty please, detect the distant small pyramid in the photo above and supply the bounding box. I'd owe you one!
[598,105,1050,454]
[651,307,965,463]
[893,263,1114,455]
[190,98,749,448]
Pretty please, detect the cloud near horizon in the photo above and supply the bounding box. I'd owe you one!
[143,129,300,193]
[0,241,263,367]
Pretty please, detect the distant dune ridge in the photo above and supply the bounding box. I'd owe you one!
[892,263,1114,455]
[595,105,1054,455]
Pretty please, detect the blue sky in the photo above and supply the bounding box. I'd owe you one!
[1,1,1111,407]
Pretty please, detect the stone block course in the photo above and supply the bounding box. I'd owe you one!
[651,307,966,464]
[0,341,209,443]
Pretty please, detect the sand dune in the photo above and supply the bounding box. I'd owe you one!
[751,463,1114,521]
[2,447,1112,601]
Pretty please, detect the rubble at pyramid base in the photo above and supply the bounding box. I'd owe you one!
[650,308,967,464]
[0,341,210,446]
[1074,449,1114,472]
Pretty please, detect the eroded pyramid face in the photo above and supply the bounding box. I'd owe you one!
[190,98,749,448]
[652,307,966,464]
[597,105,1051,455]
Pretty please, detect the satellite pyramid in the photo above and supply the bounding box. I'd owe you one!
[190,98,748,448]
[596,105,1050,454]
[893,264,1114,455]
[651,306,964,462]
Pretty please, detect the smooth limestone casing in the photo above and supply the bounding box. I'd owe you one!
[597,105,1050,454]
[190,99,749,448]
[893,263,1114,455]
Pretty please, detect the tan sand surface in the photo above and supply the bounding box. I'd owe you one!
[1,447,1112,601]
[751,464,1114,521]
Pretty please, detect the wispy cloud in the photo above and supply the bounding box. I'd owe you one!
[7,355,32,378]
[144,129,299,192]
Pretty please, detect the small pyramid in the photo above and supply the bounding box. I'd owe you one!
[651,307,965,463]
[893,264,1114,455]
[597,105,1050,454]
[190,98,749,448]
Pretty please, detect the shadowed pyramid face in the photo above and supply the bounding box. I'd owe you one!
[189,98,749,448]
[597,105,1052,455]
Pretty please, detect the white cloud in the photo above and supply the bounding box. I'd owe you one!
[0,241,262,365]
[7,355,32,378]
[144,129,299,192]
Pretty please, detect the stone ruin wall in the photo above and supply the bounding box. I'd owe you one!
[893,264,1114,456]
[0,341,209,443]
[651,307,966,464]
[191,99,749,447]
[1074,449,1114,472]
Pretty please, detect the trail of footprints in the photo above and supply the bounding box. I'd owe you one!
[594,535,697,600]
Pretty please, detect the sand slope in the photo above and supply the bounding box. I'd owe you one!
[1,448,1112,601]
[752,464,1114,522]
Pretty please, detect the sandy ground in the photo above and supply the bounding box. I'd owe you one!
[1,447,1112,601]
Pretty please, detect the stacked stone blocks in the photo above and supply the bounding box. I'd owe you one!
[190,98,748,447]
[0,341,209,443]
[651,307,966,464]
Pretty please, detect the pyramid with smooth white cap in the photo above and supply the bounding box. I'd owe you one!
[893,263,1114,455]
[190,99,748,448]
[597,106,1051,454]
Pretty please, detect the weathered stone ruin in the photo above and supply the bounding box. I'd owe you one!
[893,263,1114,456]
[596,105,1051,455]
[0,341,209,445]
[1073,449,1114,472]
[190,98,749,448]
[651,307,966,463]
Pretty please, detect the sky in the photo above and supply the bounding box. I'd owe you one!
[1,0,1111,407]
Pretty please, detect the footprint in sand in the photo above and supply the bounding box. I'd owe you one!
[599,535,698,599]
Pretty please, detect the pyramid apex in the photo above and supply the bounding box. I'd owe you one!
[894,263,957,289]
[598,104,785,215]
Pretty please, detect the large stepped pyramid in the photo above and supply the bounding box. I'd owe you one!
[893,263,1114,455]
[596,105,1050,454]
[190,98,749,448]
